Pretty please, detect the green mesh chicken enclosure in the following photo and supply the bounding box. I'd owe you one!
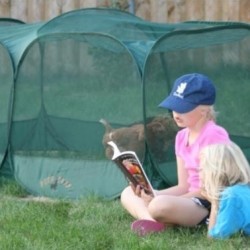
[0,8,249,199]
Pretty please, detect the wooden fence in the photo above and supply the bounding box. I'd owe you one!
[0,0,250,23]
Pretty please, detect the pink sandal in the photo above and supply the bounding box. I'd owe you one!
[131,219,166,236]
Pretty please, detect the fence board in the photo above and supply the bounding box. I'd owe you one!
[0,0,250,23]
[222,0,240,21]
[240,0,250,22]
[27,0,44,22]
[135,0,151,21]
[44,0,62,21]
[10,0,28,22]
[0,0,10,17]
[185,0,204,21]
[204,0,222,21]
[81,0,97,8]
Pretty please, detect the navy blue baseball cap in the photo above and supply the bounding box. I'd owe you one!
[159,73,216,113]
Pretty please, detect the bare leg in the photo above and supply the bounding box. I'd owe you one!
[120,186,155,220]
[121,186,209,226]
[148,195,209,226]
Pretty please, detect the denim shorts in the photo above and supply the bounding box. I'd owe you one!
[191,197,211,225]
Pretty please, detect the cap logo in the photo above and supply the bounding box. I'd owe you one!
[173,82,187,99]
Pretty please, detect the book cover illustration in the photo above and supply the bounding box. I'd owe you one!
[107,141,155,196]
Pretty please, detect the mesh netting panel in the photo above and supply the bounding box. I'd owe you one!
[0,22,43,70]
[1,8,250,198]
[11,33,142,199]
[0,43,13,172]
[144,25,250,186]
[37,9,223,72]
[38,8,173,41]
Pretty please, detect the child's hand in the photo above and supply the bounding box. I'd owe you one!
[129,183,153,203]
[130,183,143,197]
[129,182,138,194]
[140,189,154,205]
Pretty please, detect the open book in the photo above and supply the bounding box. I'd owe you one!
[107,141,155,197]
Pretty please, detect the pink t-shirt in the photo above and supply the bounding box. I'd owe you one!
[175,121,230,192]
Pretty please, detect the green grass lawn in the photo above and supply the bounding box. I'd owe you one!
[0,177,249,250]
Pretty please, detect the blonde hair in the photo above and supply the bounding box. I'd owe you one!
[199,105,217,121]
[200,142,250,203]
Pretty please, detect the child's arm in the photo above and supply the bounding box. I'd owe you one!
[157,156,190,196]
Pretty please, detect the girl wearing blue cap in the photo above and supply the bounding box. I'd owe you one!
[120,73,230,236]
[200,142,250,239]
